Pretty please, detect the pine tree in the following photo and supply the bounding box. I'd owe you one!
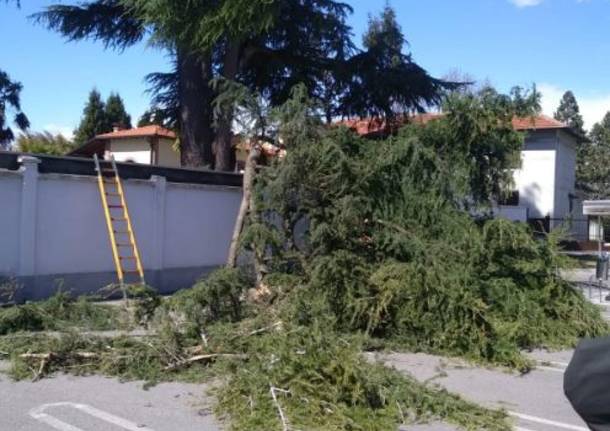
[73,89,107,146]
[104,92,131,130]
[554,91,585,136]
[577,112,610,198]
[0,70,29,148]
[36,1,455,169]
[337,5,458,119]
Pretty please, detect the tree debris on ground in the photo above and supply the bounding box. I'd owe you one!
[0,86,607,431]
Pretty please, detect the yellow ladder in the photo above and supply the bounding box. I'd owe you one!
[94,154,145,295]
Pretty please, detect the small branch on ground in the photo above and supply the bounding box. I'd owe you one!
[270,386,291,431]
[164,353,247,371]
[230,321,283,341]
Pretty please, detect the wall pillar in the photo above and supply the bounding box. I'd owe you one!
[17,156,41,276]
[151,175,167,272]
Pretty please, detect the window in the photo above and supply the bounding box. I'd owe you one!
[498,191,519,206]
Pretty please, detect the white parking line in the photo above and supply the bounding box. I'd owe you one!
[509,411,589,431]
[29,402,156,431]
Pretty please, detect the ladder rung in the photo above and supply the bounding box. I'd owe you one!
[105,192,120,196]
[119,256,137,260]
[107,205,124,209]
[116,243,132,247]
[111,217,127,221]
[113,230,129,234]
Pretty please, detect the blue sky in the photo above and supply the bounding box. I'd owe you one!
[2,0,610,137]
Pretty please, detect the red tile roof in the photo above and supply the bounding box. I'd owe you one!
[341,114,581,138]
[511,115,567,131]
[95,125,176,140]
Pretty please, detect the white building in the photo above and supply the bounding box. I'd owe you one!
[70,125,181,167]
[494,116,587,239]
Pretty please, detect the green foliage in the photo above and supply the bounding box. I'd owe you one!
[15,131,75,155]
[126,284,161,326]
[578,111,610,198]
[162,268,251,338]
[419,85,539,205]
[0,291,121,335]
[240,88,607,369]
[554,90,585,136]
[339,5,459,118]
[0,69,29,147]
[73,88,108,146]
[137,107,172,128]
[73,89,133,146]
[0,321,510,430]
[104,92,132,129]
[214,324,508,431]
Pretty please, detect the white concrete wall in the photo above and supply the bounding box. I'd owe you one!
[108,138,152,164]
[513,130,557,219]
[553,130,578,220]
[0,156,241,295]
[156,138,181,167]
[0,171,22,275]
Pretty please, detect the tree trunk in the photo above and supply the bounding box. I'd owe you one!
[177,47,215,168]
[227,144,261,268]
[214,42,241,171]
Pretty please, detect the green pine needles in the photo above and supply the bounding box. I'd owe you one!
[1,87,607,431]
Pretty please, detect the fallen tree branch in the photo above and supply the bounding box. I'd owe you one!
[270,386,291,431]
[227,143,262,268]
[19,352,99,360]
[230,321,283,341]
[164,353,247,371]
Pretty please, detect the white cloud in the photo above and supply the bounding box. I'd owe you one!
[43,124,74,140]
[509,0,544,7]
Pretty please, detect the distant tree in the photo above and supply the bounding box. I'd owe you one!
[577,112,610,198]
[337,6,458,119]
[15,131,75,155]
[137,108,171,128]
[0,70,29,148]
[554,91,585,136]
[73,89,107,146]
[104,92,131,130]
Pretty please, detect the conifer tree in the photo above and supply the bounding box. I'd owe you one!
[104,92,131,130]
[577,112,610,198]
[36,1,455,169]
[0,70,29,148]
[73,89,107,146]
[137,108,170,128]
[337,5,457,119]
[554,90,585,136]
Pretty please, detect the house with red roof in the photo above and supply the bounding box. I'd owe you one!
[344,114,589,239]
[69,125,180,167]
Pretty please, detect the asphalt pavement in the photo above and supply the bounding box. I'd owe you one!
[383,350,586,431]
[0,371,221,431]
